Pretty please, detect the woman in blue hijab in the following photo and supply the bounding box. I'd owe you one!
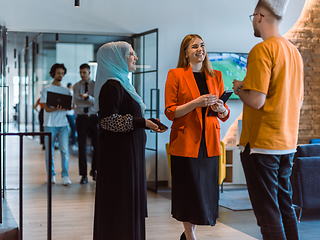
[93,41,164,240]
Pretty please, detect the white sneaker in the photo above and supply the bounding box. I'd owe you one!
[51,175,56,184]
[61,176,72,186]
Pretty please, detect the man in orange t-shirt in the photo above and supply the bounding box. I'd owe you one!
[233,0,303,239]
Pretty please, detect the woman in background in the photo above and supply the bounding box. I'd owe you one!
[165,34,230,240]
[93,41,166,240]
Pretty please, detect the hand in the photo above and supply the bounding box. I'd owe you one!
[33,105,39,112]
[145,119,165,133]
[152,118,168,133]
[210,99,225,113]
[79,93,89,98]
[232,80,244,96]
[52,105,65,111]
[195,94,217,108]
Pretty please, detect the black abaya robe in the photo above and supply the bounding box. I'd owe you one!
[94,80,147,240]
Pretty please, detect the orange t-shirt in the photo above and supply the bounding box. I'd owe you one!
[36,98,44,109]
[240,36,304,150]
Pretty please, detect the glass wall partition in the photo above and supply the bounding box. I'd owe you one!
[7,32,131,135]
[6,31,160,193]
[26,38,33,132]
[18,48,27,132]
[132,29,159,192]
[0,25,8,223]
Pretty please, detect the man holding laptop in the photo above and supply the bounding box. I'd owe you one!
[40,63,72,186]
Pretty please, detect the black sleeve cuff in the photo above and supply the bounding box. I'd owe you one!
[133,117,145,129]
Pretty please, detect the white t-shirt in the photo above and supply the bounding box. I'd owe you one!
[40,83,70,127]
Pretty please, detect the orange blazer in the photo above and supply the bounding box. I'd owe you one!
[165,66,230,158]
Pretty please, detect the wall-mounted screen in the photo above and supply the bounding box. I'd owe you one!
[208,52,248,99]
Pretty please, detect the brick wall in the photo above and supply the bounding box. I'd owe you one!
[285,0,319,144]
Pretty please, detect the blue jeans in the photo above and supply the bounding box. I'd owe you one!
[44,126,69,177]
[241,144,299,240]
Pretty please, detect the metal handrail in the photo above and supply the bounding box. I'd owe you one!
[0,132,52,240]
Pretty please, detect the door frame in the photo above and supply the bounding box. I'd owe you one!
[131,28,160,192]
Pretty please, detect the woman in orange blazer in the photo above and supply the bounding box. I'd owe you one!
[165,34,230,240]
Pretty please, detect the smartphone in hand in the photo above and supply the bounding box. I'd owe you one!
[149,118,168,131]
[219,90,233,103]
[207,90,233,117]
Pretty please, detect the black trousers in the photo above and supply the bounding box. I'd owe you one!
[76,115,98,176]
[39,109,44,144]
[241,143,299,240]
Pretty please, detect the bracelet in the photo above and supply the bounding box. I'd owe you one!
[236,85,243,94]
[218,109,228,117]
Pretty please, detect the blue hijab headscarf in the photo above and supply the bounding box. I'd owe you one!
[94,41,146,113]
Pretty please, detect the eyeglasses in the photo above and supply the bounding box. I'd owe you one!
[128,52,138,58]
[249,13,264,22]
